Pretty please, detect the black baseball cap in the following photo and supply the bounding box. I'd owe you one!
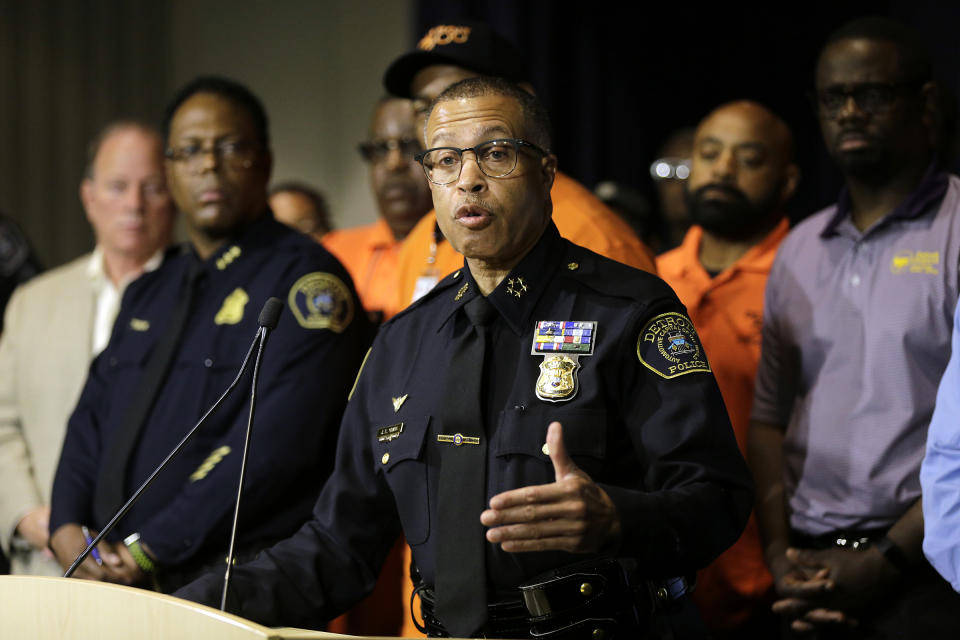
[383,21,530,98]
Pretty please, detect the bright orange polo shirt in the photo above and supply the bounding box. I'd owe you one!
[656,219,788,631]
[393,172,657,313]
[321,218,403,319]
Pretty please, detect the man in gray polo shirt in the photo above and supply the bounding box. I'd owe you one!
[749,17,960,637]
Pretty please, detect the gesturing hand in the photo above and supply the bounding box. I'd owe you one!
[480,421,621,553]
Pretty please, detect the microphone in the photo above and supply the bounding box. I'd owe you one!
[221,297,283,609]
[64,298,284,581]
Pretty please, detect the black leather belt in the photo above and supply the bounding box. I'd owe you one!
[413,558,693,639]
[791,527,888,551]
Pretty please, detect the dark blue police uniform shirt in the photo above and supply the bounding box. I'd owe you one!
[50,214,372,569]
[176,222,752,628]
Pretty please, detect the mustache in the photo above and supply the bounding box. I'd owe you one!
[456,195,500,215]
[690,183,748,204]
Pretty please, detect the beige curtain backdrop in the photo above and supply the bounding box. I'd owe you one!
[0,0,413,269]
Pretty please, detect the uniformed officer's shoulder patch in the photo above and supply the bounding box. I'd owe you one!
[637,312,711,379]
[288,272,354,332]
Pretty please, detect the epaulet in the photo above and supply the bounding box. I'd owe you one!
[383,268,466,326]
[560,242,678,306]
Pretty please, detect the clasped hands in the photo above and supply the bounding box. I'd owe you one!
[49,523,149,585]
[480,421,621,553]
[769,544,899,633]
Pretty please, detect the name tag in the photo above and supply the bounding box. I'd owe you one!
[377,423,404,442]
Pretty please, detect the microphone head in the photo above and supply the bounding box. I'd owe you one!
[258,297,284,329]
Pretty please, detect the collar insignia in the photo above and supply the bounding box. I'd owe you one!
[506,276,528,298]
[454,282,469,301]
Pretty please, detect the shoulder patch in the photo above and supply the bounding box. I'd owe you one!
[288,272,354,332]
[637,312,711,379]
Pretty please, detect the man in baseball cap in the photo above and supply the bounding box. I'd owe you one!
[383,22,657,315]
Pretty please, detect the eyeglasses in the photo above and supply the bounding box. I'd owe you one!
[357,137,422,163]
[649,157,690,181]
[415,138,548,185]
[815,82,919,117]
[165,139,259,172]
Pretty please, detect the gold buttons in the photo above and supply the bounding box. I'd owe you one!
[541,443,550,456]
[567,262,579,271]
[592,629,605,640]
[656,587,669,601]
[453,270,461,279]
[381,453,390,465]
[580,582,593,596]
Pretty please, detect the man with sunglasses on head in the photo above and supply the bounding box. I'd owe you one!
[48,76,371,593]
[322,96,433,322]
[749,17,960,637]
[175,77,753,639]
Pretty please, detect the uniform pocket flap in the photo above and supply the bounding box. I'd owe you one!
[375,415,430,472]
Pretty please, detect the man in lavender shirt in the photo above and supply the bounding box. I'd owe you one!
[749,17,960,637]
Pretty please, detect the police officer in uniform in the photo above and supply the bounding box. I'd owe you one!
[48,76,372,591]
[176,78,752,638]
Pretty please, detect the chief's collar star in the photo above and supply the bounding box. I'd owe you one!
[506,276,528,299]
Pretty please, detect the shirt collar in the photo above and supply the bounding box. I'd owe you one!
[671,218,788,280]
[192,212,287,274]
[86,245,167,289]
[438,222,566,336]
[820,163,950,238]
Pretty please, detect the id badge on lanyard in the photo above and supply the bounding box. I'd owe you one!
[411,224,442,303]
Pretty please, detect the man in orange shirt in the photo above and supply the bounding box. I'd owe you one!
[383,22,656,311]
[322,97,433,321]
[657,100,798,638]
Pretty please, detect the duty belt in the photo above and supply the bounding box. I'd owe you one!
[412,558,693,639]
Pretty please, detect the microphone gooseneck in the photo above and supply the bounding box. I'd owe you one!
[220,299,284,610]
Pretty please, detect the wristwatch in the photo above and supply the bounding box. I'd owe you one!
[123,532,156,573]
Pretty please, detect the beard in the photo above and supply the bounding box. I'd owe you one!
[684,183,782,242]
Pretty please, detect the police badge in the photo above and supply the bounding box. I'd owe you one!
[531,321,596,402]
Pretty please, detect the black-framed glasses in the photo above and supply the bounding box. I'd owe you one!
[415,138,548,185]
[165,139,259,172]
[357,137,421,163]
[814,82,920,117]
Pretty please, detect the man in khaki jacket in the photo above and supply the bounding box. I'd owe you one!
[0,121,174,575]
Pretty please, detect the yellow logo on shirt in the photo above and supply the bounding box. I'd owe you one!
[215,288,249,325]
[891,250,939,275]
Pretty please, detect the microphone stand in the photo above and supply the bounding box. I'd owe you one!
[220,316,273,610]
[65,298,284,580]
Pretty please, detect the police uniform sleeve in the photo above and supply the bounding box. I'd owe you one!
[921,301,960,592]
[599,300,753,576]
[49,351,112,533]
[0,287,44,551]
[134,260,372,566]
[174,343,401,628]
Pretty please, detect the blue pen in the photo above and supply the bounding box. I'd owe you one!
[81,525,103,566]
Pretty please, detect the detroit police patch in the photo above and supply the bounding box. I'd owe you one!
[637,312,711,379]
[288,272,354,332]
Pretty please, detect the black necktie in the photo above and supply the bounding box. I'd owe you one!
[435,294,498,637]
[93,260,205,525]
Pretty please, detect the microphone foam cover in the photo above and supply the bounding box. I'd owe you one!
[258,297,284,329]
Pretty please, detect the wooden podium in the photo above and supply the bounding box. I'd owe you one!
[0,575,385,639]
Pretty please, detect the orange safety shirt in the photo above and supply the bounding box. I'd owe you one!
[321,218,404,320]
[656,219,788,630]
[393,172,657,313]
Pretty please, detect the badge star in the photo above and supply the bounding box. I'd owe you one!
[392,394,408,412]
